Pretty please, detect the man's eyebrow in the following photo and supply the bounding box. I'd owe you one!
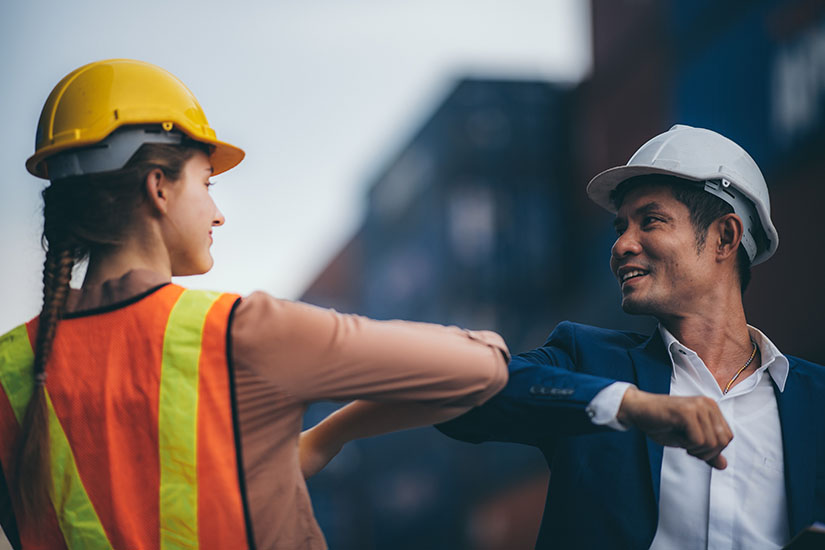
[614,201,671,229]
[635,201,665,215]
[633,201,674,220]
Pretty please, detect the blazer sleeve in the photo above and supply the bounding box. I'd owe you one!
[436,321,621,446]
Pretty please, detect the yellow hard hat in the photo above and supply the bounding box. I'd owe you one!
[26,58,244,180]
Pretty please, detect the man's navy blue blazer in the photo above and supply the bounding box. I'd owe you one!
[437,321,825,549]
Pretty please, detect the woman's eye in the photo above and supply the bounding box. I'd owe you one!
[205,181,215,189]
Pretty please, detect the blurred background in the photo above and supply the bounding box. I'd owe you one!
[3,0,825,548]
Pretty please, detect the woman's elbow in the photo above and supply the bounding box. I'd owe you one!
[478,349,509,404]
[460,334,510,406]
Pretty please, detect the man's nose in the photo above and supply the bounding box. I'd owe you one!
[611,229,642,260]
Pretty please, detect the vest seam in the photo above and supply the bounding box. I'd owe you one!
[226,297,256,550]
[62,283,172,319]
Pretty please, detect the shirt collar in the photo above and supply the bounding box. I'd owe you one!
[657,324,789,392]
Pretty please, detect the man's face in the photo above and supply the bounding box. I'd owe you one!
[609,184,716,317]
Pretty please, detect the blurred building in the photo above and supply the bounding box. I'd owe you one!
[305,79,582,352]
[301,0,825,548]
[302,78,575,549]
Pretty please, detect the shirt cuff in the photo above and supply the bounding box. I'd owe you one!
[586,382,635,431]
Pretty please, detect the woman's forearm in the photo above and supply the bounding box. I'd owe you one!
[321,400,468,444]
[300,400,469,478]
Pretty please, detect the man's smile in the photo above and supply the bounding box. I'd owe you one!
[616,266,651,287]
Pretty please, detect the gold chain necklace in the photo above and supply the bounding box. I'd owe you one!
[722,340,758,395]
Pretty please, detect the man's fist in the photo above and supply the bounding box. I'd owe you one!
[617,387,733,469]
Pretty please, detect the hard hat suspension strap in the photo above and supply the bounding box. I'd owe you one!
[46,126,183,181]
[702,179,768,263]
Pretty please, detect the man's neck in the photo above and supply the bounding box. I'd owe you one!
[658,298,756,385]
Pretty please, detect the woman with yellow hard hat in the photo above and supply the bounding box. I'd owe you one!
[0,59,508,549]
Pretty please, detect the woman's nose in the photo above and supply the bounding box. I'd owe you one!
[213,206,225,227]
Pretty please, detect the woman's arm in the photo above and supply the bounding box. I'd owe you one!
[232,293,509,477]
[232,293,509,406]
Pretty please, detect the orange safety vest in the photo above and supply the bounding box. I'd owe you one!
[0,284,252,549]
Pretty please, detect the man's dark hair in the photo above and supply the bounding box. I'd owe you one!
[610,174,752,292]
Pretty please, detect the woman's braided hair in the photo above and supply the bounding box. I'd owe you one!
[15,140,208,521]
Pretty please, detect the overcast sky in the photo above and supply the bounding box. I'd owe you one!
[0,0,591,333]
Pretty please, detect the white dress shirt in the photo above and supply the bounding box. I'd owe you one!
[587,325,790,550]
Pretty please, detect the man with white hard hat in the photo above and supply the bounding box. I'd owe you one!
[438,125,825,549]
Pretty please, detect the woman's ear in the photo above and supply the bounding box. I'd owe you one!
[715,213,743,262]
[145,168,169,214]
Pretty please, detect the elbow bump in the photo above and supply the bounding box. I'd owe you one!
[447,357,508,408]
[474,350,509,404]
[492,353,509,390]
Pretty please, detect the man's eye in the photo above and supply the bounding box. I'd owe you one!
[205,181,215,189]
[642,216,661,227]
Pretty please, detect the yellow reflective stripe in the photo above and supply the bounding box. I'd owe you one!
[159,290,222,550]
[0,324,113,549]
[46,392,114,549]
[0,324,36,423]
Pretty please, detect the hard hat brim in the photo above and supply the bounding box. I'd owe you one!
[586,164,705,213]
[202,137,245,177]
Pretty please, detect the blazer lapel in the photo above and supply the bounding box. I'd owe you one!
[628,331,672,505]
[774,360,815,536]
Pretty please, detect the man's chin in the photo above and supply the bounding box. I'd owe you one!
[620,296,652,316]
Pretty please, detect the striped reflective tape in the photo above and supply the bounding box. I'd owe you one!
[159,290,222,550]
[0,324,113,549]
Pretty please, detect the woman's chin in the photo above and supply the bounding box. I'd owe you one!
[171,257,214,277]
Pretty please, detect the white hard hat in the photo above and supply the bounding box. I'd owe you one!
[587,124,778,265]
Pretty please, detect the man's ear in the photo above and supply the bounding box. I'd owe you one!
[714,213,743,262]
[145,168,169,215]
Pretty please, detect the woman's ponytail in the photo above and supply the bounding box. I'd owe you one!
[15,241,77,520]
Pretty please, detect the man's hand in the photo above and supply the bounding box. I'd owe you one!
[617,387,733,469]
[299,425,343,479]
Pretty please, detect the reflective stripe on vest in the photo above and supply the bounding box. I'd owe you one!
[0,323,112,549]
[0,287,244,549]
[159,289,222,550]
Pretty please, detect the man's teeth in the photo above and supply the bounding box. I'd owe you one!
[621,270,647,282]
